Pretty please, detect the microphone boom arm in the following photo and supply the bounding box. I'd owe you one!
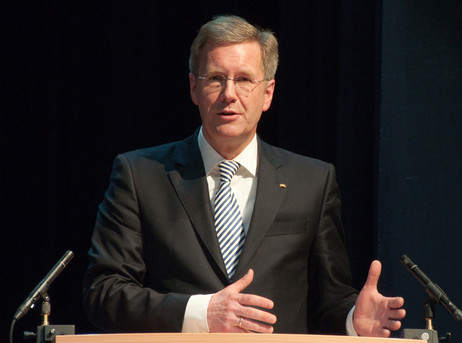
[401,254,462,323]
[13,250,74,321]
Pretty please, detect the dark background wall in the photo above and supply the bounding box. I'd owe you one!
[377,0,462,339]
[1,1,460,342]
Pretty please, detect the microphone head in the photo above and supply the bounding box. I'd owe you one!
[400,254,414,269]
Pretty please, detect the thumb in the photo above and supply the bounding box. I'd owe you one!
[364,260,382,289]
[229,269,254,293]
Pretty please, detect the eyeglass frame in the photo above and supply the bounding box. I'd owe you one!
[194,74,268,96]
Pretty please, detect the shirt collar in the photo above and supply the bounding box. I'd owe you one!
[198,127,258,177]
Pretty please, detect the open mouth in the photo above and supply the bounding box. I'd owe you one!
[219,110,239,116]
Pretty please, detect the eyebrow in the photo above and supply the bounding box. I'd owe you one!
[203,68,257,78]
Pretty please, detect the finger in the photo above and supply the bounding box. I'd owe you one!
[389,308,406,320]
[239,303,277,324]
[238,293,274,310]
[384,319,402,331]
[238,317,274,334]
[231,317,248,333]
[374,328,391,338]
[229,269,254,293]
[364,260,382,289]
[388,296,405,309]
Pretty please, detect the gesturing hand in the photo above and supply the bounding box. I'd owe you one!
[354,260,406,337]
[207,269,277,333]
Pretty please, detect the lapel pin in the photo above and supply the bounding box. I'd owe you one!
[279,183,287,188]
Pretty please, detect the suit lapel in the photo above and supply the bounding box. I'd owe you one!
[168,133,228,279]
[234,140,288,278]
[168,134,288,283]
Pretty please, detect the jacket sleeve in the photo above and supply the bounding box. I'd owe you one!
[307,164,358,334]
[83,154,190,333]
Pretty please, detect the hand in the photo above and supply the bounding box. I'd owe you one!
[207,269,277,333]
[353,260,406,337]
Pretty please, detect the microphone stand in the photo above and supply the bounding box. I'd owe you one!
[10,251,76,343]
[32,293,75,343]
[41,294,51,326]
[400,255,457,343]
[402,297,452,343]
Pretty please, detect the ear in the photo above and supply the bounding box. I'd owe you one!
[262,79,275,112]
[189,73,199,106]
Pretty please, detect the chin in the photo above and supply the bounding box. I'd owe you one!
[215,127,247,140]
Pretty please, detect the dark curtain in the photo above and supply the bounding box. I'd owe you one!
[378,0,462,339]
[9,1,459,341]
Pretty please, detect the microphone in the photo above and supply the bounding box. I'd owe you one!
[14,250,74,321]
[400,254,462,322]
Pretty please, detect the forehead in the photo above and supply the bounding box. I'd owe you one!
[199,42,264,75]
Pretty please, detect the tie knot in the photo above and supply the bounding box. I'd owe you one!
[218,160,240,183]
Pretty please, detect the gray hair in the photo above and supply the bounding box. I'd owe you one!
[189,15,279,80]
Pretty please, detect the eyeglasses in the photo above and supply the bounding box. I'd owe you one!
[196,75,266,97]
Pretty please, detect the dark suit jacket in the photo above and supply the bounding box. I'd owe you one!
[83,130,358,334]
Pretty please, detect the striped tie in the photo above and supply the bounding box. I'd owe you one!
[214,160,245,279]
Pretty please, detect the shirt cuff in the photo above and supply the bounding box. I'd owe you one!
[181,294,213,333]
[346,305,358,336]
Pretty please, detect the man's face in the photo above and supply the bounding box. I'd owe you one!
[189,41,275,156]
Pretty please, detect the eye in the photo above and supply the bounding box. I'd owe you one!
[208,75,226,82]
[235,76,254,84]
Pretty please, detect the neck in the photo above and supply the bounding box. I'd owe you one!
[205,135,254,160]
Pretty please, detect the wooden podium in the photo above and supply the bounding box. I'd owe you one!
[56,333,423,343]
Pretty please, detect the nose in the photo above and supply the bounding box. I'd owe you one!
[220,79,238,103]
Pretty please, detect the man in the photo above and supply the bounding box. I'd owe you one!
[83,15,405,335]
